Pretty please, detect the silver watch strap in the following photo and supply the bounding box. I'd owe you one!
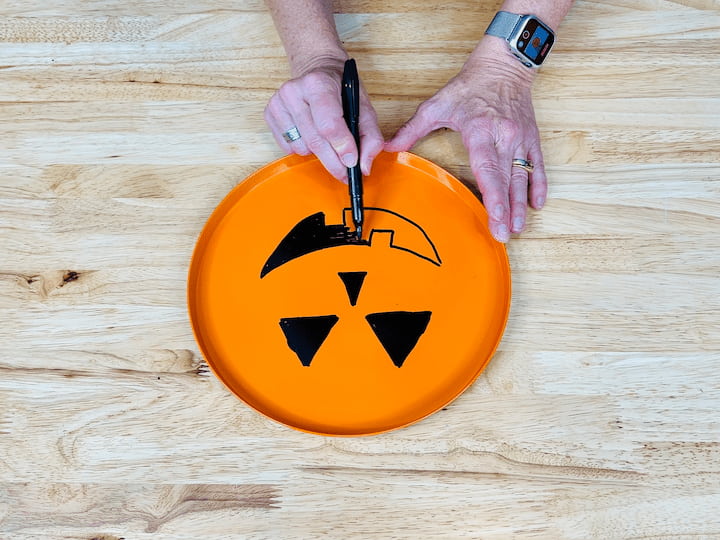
[485,11,522,40]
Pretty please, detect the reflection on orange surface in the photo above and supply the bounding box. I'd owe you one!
[187,151,511,436]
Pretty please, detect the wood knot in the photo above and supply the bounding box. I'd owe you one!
[62,270,80,284]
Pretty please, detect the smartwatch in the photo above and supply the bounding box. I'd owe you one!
[485,11,555,68]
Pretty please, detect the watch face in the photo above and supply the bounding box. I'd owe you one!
[516,18,554,66]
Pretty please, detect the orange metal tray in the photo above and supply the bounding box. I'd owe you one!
[187,151,511,436]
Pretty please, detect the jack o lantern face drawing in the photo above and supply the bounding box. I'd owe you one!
[188,153,511,435]
[262,207,440,369]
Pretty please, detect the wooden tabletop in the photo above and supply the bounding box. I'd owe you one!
[2,1,719,538]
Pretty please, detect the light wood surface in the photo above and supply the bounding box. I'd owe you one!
[1,1,719,538]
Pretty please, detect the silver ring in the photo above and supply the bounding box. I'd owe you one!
[282,126,301,143]
[512,158,534,173]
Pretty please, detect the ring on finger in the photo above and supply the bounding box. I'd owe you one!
[511,158,534,173]
[282,126,301,143]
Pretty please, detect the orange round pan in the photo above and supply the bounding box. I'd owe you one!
[187,151,511,436]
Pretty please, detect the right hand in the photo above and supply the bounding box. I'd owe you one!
[385,39,546,243]
[264,59,384,181]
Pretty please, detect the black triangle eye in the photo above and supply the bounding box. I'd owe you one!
[279,316,339,366]
[338,272,367,306]
[365,311,432,367]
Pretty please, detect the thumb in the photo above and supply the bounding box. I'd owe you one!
[385,103,435,152]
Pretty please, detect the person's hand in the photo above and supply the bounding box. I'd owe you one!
[265,59,384,181]
[386,48,547,243]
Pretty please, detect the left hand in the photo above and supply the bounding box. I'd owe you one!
[385,52,547,243]
[264,58,384,182]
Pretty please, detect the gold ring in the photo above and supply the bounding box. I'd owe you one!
[512,158,534,173]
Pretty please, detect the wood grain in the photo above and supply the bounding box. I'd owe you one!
[1,1,719,538]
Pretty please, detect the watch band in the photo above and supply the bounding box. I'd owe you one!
[485,11,522,40]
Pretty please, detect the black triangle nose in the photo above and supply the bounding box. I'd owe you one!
[338,272,367,306]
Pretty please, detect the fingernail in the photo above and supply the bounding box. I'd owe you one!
[512,217,524,232]
[493,204,504,220]
[364,160,372,176]
[536,196,545,209]
[342,153,357,168]
[496,224,510,242]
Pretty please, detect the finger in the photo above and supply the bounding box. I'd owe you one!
[279,88,348,180]
[385,102,435,152]
[265,94,310,155]
[304,77,358,168]
[509,151,530,234]
[467,136,511,243]
[358,101,384,176]
[527,139,548,210]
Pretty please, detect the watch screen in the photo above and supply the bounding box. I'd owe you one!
[516,19,554,65]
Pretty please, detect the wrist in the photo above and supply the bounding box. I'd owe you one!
[463,36,537,86]
[289,48,349,78]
